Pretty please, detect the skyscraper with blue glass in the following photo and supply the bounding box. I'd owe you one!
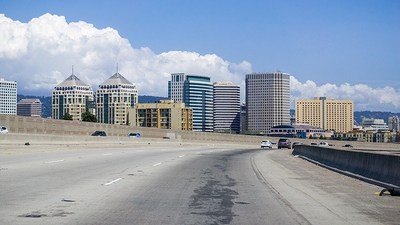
[168,73,213,132]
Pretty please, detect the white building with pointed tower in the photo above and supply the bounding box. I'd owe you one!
[96,71,138,125]
[52,70,94,120]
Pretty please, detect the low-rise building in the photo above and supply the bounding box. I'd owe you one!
[129,100,193,131]
[17,99,42,117]
[267,124,333,138]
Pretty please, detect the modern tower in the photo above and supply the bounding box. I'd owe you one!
[96,72,138,125]
[213,81,240,133]
[169,73,213,132]
[52,72,93,120]
[295,97,354,133]
[245,72,291,133]
[0,78,17,115]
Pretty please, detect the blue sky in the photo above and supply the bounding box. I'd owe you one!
[1,0,400,111]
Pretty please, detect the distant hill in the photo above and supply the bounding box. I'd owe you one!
[17,94,168,118]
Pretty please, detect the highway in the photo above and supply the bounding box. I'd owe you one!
[0,141,398,225]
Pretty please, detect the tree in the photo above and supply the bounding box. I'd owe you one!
[82,111,97,122]
[63,112,73,120]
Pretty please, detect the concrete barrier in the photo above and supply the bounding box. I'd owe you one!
[293,145,400,193]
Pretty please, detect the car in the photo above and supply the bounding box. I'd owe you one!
[278,138,291,149]
[0,126,8,134]
[343,144,353,148]
[310,142,318,146]
[319,142,330,146]
[260,140,272,149]
[128,132,141,138]
[91,131,107,136]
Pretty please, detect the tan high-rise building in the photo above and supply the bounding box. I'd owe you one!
[129,100,192,131]
[295,97,354,133]
[52,74,93,120]
[96,72,138,125]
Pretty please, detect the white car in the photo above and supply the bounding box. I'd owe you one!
[319,142,329,146]
[0,126,8,134]
[261,140,272,149]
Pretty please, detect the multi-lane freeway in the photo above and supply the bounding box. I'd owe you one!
[0,141,398,225]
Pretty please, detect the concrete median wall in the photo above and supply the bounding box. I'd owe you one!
[0,115,271,144]
[293,145,400,188]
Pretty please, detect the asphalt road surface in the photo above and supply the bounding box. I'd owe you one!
[1,142,399,225]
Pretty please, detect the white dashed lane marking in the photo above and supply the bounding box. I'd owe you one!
[103,178,122,186]
[153,163,162,167]
[45,159,65,164]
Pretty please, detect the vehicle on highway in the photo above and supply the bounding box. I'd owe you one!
[91,130,107,136]
[128,132,141,138]
[0,126,8,134]
[310,142,318,146]
[260,140,272,149]
[319,142,330,146]
[278,138,291,149]
[343,144,353,148]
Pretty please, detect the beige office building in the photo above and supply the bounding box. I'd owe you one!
[17,99,42,117]
[129,100,192,131]
[52,74,93,120]
[295,97,354,133]
[96,72,138,125]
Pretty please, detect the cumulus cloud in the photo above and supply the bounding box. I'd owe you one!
[291,76,400,112]
[1,13,400,112]
[0,13,250,97]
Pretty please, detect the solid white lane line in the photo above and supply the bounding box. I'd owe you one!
[178,155,185,158]
[45,159,65,164]
[102,153,112,156]
[103,178,122,186]
[153,163,162,167]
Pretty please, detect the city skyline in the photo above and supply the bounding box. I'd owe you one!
[0,1,399,112]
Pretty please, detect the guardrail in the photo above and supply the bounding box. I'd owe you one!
[292,145,400,196]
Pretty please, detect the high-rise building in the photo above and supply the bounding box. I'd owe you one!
[388,115,400,132]
[129,100,193,131]
[245,72,290,133]
[213,81,240,133]
[0,78,17,115]
[295,97,354,133]
[52,73,93,120]
[96,72,138,125]
[17,99,42,117]
[168,73,213,131]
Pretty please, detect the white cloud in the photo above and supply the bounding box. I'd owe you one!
[291,76,400,112]
[1,13,399,112]
[0,13,250,98]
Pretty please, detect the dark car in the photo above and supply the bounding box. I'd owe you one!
[278,138,291,149]
[92,131,107,136]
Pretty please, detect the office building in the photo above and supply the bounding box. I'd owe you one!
[295,97,354,133]
[52,73,93,120]
[168,73,213,131]
[388,115,400,132]
[0,78,17,115]
[245,72,290,133]
[361,118,389,131]
[17,99,42,117]
[213,82,240,133]
[96,72,138,125]
[129,100,193,130]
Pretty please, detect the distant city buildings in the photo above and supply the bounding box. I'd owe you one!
[213,82,240,133]
[168,73,213,132]
[245,72,291,133]
[361,118,389,131]
[96,72,138,125]
[295,97,354,133]
[129,100,192,131]
[388,115,400,132]
[0,78,17,115]
[17,99,42,117]
[52,73,94,121]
